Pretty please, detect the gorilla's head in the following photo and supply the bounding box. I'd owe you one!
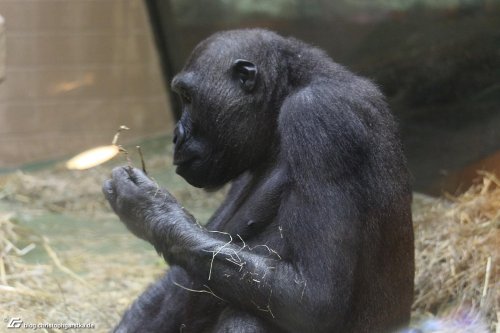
[171,30,288,189]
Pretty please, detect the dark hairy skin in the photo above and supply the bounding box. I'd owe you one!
[103,29,414,333]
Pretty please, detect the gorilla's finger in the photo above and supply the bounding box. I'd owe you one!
[112,166,135,183]
[102,179,118,212]
[102,179,115,200]
[128,168,155,188]
[112,166,140,194]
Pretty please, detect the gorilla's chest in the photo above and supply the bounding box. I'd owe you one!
[207,166,288,240]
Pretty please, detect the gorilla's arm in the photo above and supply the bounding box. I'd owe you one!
[103,167,293,310]
[103,166,358,332]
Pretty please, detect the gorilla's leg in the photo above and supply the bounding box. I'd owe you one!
[114,266,227,333]
[213,308,280,333]
[113,266,191,333]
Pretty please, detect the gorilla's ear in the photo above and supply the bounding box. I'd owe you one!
[232,59,258,92]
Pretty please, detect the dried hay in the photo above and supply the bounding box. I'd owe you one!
[0,152,224,332]
[412,171,499,332]
[0,212,164,332]
[0,168,109,215]
[0,153,225,217]
[0,161,498,332]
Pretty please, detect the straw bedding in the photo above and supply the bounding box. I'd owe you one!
[0,167,498,332]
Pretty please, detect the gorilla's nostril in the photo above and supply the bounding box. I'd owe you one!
[173,123,186,146]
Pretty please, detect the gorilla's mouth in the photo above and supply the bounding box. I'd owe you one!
[173,155,197,166]
[174,158,208,188]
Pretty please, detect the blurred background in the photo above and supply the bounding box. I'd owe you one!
[0,1,170,170]
[0,1,498,332]
[0,0,499,194]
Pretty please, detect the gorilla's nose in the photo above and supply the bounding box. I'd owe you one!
[173,122,186,146]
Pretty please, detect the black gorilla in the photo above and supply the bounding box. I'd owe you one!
[103,29,414,333]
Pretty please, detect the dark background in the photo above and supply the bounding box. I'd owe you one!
[144,0,500,194]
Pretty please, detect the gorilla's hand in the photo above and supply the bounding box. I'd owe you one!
[102,166,179,241]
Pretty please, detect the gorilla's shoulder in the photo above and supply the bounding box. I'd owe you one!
[277,74,396,189]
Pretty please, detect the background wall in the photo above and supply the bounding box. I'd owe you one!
[149,0,500,194]
[0,0,172,168]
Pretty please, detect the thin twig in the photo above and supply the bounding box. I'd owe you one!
[136,146,147,175]
[112,125,130,145]
[248,244,282,260]
[480,256,492,308]
[172,280,225,302]
[42,237,90,287]
[208,235,233,280]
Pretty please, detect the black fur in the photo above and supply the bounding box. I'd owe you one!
[103,29,414,333]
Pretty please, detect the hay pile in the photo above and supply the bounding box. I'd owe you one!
[0,151,225,332]
[0,160,498,332]
[0,212,165,332]
[0,213,43,293]
[0,154,225,217]
[0,168,110,215]
[412,171,499,332]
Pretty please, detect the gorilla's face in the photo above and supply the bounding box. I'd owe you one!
[170,32,281,189]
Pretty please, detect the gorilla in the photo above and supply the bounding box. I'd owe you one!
[103,29,414,333]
